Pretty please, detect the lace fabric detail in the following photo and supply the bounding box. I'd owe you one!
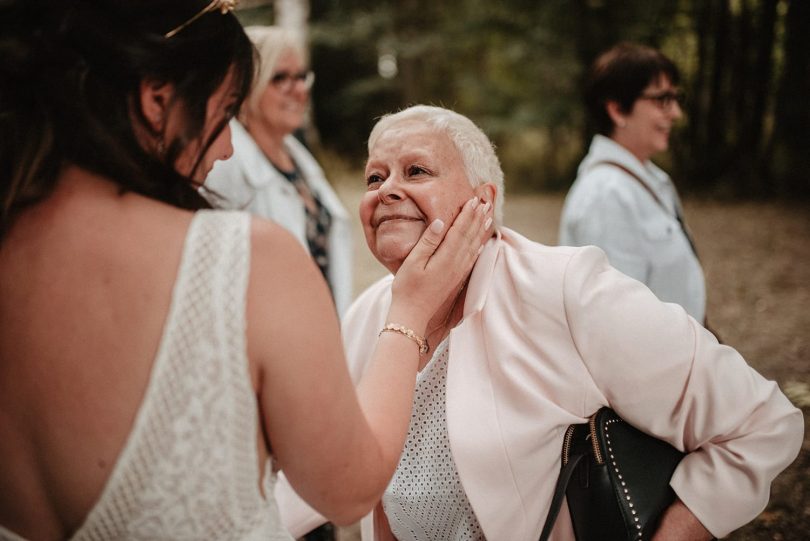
[55,210,292,541]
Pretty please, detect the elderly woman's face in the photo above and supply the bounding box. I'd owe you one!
[254,49,309,135]
[361,121,478,273]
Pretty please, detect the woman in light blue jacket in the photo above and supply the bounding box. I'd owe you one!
[559,43,705,323]
[205,26,352,317]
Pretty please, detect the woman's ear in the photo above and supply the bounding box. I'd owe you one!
[474,182,497,206]
[139,79,174,134]
[605,100,628,129]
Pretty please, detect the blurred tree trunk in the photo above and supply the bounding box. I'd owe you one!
[570,0,624,140]
[706,0,731,179]
[730,0,778,196]
[394,0,423,105]
[731,0,753,138]
[688,0,712,160]
[274,0,308,35]
[769,0,810,197]
[683,0,732,190]
[683,0,783,196]
[746,0,778,168]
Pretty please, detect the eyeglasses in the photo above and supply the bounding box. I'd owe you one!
[270,70,315,92]
[639,90,685,109]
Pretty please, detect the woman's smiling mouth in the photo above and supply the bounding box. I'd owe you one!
[374,214,424,228]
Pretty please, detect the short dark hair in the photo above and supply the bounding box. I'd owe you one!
[584,42,681,136]
[0,0,255,239]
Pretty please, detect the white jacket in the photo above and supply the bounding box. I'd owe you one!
[205,120,353,316]
[559,135,705,322]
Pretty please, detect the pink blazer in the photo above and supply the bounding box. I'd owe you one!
[278,227,803,541]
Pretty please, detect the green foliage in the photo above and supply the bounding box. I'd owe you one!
[257,0,809,199]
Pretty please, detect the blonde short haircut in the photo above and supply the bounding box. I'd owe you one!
[368,105,505,225]
[242,25,307,119]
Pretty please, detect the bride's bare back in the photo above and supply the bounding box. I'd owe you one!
[0,171,194,537]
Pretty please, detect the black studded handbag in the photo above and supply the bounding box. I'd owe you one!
[538,408,685,541]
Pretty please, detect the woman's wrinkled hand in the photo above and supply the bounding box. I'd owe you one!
[388,196,493,332]
[651,499,714,541]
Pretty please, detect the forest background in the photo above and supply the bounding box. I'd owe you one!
[236,1,810,540]
[238,0,810,199]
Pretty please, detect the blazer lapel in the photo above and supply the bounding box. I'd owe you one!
[445,234,531,541]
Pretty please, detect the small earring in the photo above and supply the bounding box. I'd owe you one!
[157,137,165,157]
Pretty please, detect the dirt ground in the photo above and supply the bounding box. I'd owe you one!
[332,181,810,541]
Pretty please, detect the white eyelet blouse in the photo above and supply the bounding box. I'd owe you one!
[382,338,485,541]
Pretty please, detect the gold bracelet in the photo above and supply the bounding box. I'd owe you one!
[379,323,429,355]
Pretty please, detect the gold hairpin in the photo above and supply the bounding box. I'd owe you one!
[164,0,238,39]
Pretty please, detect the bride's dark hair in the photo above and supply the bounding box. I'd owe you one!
[0,0,255,239]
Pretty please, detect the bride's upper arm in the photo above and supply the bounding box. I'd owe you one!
[244,218,379,523]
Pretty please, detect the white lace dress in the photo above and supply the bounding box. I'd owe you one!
[0,210,293,541]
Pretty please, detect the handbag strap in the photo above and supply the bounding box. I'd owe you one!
[590,160,699,259]
[590,160,721,335]
[537,451,585,541]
